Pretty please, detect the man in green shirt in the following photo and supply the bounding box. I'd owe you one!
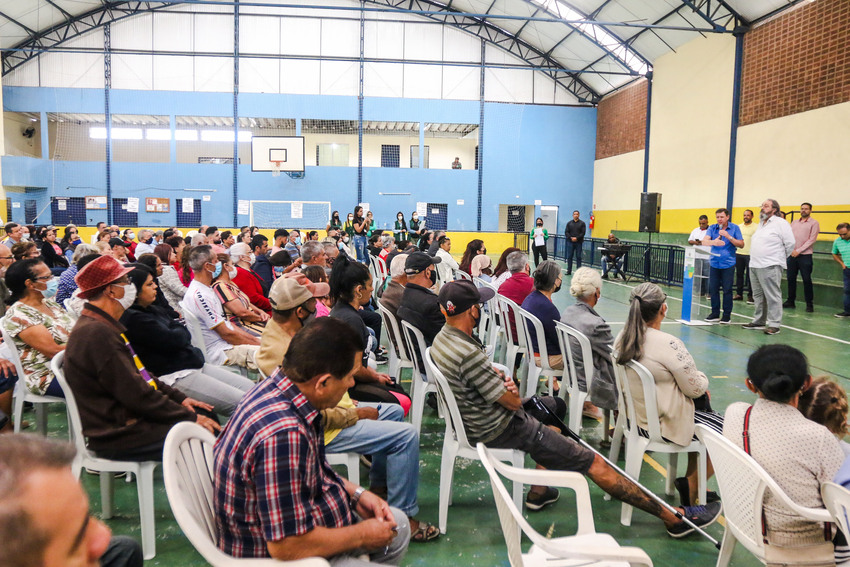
[832,222,850,318]
[430,280,721,537]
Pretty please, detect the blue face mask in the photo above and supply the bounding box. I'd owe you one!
[211,261,223,278]
[295,237,302,246]
[43,278,59,299]
[72,238,82,246]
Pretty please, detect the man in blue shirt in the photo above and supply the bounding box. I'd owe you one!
[702,208,744,323]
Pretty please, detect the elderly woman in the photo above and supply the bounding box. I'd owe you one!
[151,243,185,312]
[213,253,269,336]
[615,282,721,507]
[725,344,846,564]
[119,264,254,415]
[470,254,493,281]
[11,241,40,262]
[521,261,563,382]
[2,259,74,397]
[561,267,615,419]
[56,243,98,304]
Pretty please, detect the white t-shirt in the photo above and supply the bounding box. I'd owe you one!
[184,279,231,365]
[532,227,546,247]
[688,227,711,255]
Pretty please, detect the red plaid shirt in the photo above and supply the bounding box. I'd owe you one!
[213,369,354,558]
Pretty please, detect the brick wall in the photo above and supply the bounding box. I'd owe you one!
[595,79,647,160]
[741,0,850,126]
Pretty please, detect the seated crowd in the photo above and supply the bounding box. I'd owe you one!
[1,218,849,567]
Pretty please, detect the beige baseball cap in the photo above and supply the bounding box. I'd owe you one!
[269,276,330,311]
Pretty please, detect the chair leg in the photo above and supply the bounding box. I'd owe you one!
[35,403,48,434]
[698,449,708,506]
[137,465,157,560]
[716,528,737,567]
[439,446,456,534]
[347,454,360,486]
[620,444,645,526]
[666,453,678,496]
[510,454,525,511]
[410,376,425,435]
[13,391,24,433]
[100,472,115,519]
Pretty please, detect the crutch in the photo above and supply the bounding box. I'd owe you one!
[526,395,722,549]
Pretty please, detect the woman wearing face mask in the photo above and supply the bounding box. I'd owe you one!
[327,210,343,240]
[615,282,722,507]
[409,211,425,241]
[458,238,486,275]
[121,229,138,262]
[119,264,254,416]
[1,259,74,397]
[393,211,409,245]
[59,225,81,263]
[351,206,369,264]
[212,254,269,336]
[530,217,549,265]
[153,243,186,313]
[365,211,376,238]
[39,227,70,275]
[521,261,565,391]
[229,243,272,313]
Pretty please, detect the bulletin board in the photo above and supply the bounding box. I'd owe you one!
[146,198,170,213]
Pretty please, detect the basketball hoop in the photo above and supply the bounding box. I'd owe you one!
[272,161,282,177]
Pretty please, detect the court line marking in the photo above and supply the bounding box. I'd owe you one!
[602,278,850,346]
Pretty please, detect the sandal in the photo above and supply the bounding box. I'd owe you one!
[410,520,440,543]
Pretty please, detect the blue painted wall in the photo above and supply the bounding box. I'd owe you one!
[3,86,596,232]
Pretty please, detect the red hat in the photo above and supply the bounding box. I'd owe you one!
[75,255,134,299]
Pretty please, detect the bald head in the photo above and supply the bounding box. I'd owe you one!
[0,243,13,274]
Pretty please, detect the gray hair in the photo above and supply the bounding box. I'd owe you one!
[0,434,77,567]
[138,229,152,240]
[767,198,781,216]
[615,282,667,365]
[570,267,602,299]
[380,235,395,249]
[229,242,250,261]
[532,260,561,291]
[188,245,215,271]
[72,243,98,264]
[506,250,529,274]
[190,233,207,247]
[154,230,164,238]
[301,241,324,263]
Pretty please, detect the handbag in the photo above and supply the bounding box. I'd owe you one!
[742,406,836,567]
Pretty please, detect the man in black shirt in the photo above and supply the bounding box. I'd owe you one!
[397,252,443,346]
[564,210,587,275]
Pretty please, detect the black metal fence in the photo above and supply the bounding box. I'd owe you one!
[514,233,687,288]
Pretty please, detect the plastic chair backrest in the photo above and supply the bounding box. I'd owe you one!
[50,352,90,459]
[695,424,832,560]
[400,320,429,383]
[497,295,525,347]
[517,306,550,362]
[454,269,472,281]
[822,482,850,542]
[477,443,530,566]
[612,355,664,442]
[554,321,594,395]
[376,300,410,362]
[0,326,27,381]
[425,347,471,449]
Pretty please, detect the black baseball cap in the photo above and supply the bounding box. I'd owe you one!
[404,251,441,275]
[109,237,131,248]
[438,280,495,316]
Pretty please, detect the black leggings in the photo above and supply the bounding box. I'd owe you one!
[532,245,548,265]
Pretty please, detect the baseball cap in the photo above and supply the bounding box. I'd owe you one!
[438,280,495,316]
[75,255,134,299]
[269,275,330,311]
[404,251,441,275]
[389,254,409,278]
[109,237,130,248]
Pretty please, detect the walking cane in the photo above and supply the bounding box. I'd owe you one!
[526,396,722,549]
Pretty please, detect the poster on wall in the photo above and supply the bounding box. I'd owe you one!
[182,198,194,213]
[57,199,67,211]
[359,202,370,214]
[127,197,140,213]
[237,200,250,215]
[416,202,427,217]
[145,198,170,213]
[291,202,303,219]
[85,196,107,210]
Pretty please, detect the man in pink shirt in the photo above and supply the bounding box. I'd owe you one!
[783,202,820,312]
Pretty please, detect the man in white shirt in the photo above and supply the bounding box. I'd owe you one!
[688,215,711,295]
[183,245,261,370]
[743,199,796,335]
[133,229,155,257]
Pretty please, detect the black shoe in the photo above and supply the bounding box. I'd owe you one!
[764,327,781,335]
[835,312,850,319]
[667,502,723,538]
[719,317,732,324]
[525,487,559,511]
[375,353,389,364]
[806,304,814,313]
[783,301,796,308]
[565,271,572,276]
[742,322,765,330]
[425,392,438,410]
[704,314,720,322]
[602,274,609,280]
[674,477,721,507]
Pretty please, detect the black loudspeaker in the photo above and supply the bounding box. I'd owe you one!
[639,192,661,233]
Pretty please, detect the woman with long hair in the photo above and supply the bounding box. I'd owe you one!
[178,243,194,287]
[458,238,485,275]
[351,205,369,263]
[327,210,343,239]
[615,282,721,507]
[152,243,186,312]
[491,246,521,289]
[530,217,549,265]
[39,226,69,274]
[393,211,408,245]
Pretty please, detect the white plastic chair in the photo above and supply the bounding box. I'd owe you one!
[477,443,654,567]
[425,347,525,534]
[696,425,832,567]
[163,422,330,567]
[2,326,67,434]
[453,269,472,281]
[495,295,528,373]
[554,321,597,436]
[326,452,360,485]
[51,352,159,559]
[376,300,413,381]
[516,306,563,397]
[400,320,439,434]
[822,482,850,543]
[472,277,500,357]
[608,356,707,525]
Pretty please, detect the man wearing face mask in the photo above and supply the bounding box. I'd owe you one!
[397,252,444,347]
[133,229,155,257]
[63,255,220,461]
[183,246,261,371]
[284,230,302,261]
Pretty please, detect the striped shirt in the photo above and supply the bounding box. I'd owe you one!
[213,369,354,558]
[431,325,512,443]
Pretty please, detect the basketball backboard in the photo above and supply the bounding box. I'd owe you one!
[251,136,305,172]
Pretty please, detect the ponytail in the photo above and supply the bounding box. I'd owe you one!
[615,282,666,364]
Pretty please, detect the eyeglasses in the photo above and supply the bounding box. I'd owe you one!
[0,256,13,260]
[31,275,52,282]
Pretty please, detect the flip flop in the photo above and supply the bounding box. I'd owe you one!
[410,521,440,543]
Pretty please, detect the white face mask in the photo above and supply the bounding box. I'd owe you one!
[127,232,135,240]
[249,253,256,264]
[116,283,137,310]
[228,266,238,279]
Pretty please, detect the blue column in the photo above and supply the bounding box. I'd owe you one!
[104,22,113,225]
[726,28,747,211]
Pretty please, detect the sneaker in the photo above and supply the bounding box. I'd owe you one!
[835,312,850,319]
[719,317,732,324]
[525,487,559,511]
[742,322,765,330]
[704,314,721,322]
[746,296,755,305]
[764,327,781,335]
[375,352,389,364]
[732,295,743,301]
[667,502,723,538]
[782,301,796,309]
[806,304,814,313]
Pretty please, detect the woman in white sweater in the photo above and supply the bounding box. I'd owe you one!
[615,282,722,507]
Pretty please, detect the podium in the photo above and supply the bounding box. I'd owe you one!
[678,247,716,326]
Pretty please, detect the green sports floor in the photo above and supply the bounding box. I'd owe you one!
[30,258,850,566]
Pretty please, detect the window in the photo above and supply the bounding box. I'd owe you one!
[409,145,430,168]
[381,145,400,168]
[316,143,350,166]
